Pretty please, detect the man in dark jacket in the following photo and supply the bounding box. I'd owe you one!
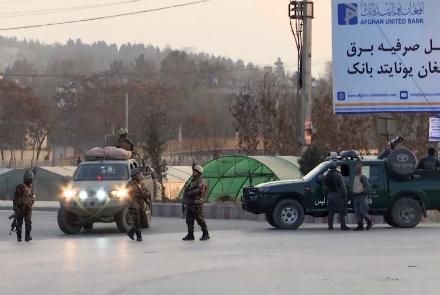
[182,165,210,241]
[417,147,440,172]
[325,162,350,231]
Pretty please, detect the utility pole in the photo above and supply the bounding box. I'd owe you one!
[289,1,314,148]
[125,93,129,131]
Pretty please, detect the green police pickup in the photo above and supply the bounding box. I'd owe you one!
[242,149,440,229]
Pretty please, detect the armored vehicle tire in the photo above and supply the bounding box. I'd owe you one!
[57,207,82,234]
[272,199,305,230]
[391,197,423,228]
[83,223,94,230]
[265,212,277,228]
[115,207,134,233]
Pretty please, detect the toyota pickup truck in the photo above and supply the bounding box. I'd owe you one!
[242,149,440,229]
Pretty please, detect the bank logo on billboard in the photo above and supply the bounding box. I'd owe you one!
[338,3,358,25]
[337,91,346,101]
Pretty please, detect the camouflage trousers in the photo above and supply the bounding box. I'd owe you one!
[185,204,208,233]
[17,206,32,232]
[128,206,141,232]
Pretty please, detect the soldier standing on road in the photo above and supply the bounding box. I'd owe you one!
[353,163,373,231]
[182,165,210,241]
[126,168,151,242]
[13,170,36,242]
[325,162,350,231]
[117,127,135,152]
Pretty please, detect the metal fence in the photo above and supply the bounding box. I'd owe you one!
[0,159,75,168]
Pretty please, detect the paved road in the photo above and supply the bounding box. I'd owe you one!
[0,211,266,242]
[1,211,440,295]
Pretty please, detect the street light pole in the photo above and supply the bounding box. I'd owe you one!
[125,93,129,131]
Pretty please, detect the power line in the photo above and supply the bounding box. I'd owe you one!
[0,0,214,31]
[0,0,142,19]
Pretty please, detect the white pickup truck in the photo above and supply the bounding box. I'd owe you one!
[58,148,156,234]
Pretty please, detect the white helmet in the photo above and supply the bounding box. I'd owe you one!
[193,165,203,174]
[117,127,128,136]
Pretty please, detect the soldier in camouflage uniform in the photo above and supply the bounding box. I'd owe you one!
[117,127,135,152]
[13,170,36,242]
[126,168,151,242]
[182,165,210,241]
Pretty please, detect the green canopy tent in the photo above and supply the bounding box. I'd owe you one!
[180,156,301,202]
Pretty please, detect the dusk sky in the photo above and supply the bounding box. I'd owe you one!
[0,0,333,75]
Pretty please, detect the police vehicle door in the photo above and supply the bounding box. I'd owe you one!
[361,162,387,210]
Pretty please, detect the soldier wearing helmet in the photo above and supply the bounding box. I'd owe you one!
[126,167,151,242]
[182,164,210,241]
[116,127,134,152]
[13,170,36,242]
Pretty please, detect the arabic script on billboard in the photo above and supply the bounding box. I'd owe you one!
[332,0,440,113]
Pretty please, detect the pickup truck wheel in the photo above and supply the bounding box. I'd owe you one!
[57,207,82,234]
[265,212,277,228]
[391,198,422,228]
[384,214,396,227]
[115,207,134,233]
[273,199,305,230]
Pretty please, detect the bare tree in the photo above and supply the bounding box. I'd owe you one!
[230,85,261,155]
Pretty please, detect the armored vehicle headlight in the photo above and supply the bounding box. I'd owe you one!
[63,189,77,199]
[111,188,128,198]
[79,191,88,200]
[96,190,107,201]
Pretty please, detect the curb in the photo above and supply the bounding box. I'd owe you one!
[1,201,439,223]
[0,201,266,221]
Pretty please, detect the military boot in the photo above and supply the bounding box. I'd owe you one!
[340,225,351,231]
[136,231,143,242]
[126,228,135,240]
[182,225,195,241]
[25,225,32,241]
[200,230,210,241]
[366,219,373,230]
[16,230,22,242]
[353,223,364,231]
[340,216,350,231]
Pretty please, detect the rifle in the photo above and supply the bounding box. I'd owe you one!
[181,182,192,218]
[9,208,20,235]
